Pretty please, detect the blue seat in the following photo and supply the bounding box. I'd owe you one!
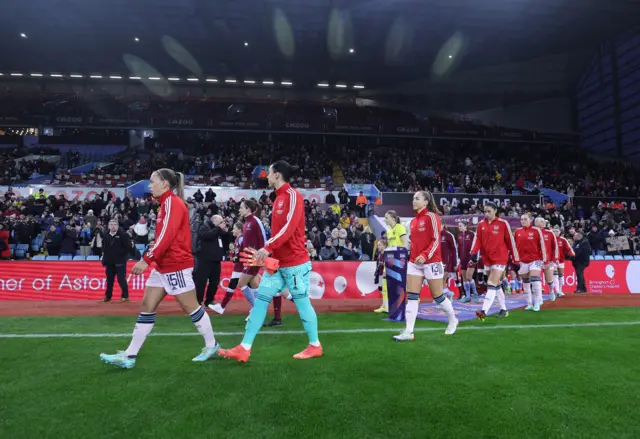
[136,244,146,254]
[59,255,73,261]
[45,255,59,261]
[592,255,604,260]
[73,256,86,261]
[87,255,100,261]
[32,255,46,261]
[31,244,40,252]
[624,255,634,260]
[14,244,29,259]
[604,255,614,260]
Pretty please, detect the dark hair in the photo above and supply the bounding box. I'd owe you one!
[270,160,300,182]
[242,199,260,215]
[385,210,400,224]
[154,168,185,200]
[416,190,441,215]
[484,202,498,212]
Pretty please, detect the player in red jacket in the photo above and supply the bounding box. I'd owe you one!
[209,199,267,316]
[219,160,322,362]
[100,168,219,369]
[394,190,458,341]
[470,202,519,320]
[536,218,559,301]
[514,213,546,311]
[440,223,458,301]
[554,227,575,298]
[457,222,479,302]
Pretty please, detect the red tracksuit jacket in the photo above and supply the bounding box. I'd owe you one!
[409,208,441,264]
[471,217,519,266]
[557,236,575,263]
[514,225,546,263]
[143,190,194,273]
[264,183,310,267]
[440,229,458,265]
[542,229,559,263]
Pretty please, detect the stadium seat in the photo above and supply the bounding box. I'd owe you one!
[87,255,100,261]
[73,256,86,261]
[15,244,29,259]
[45,256,59,261]
[136,244,146,254]
[593,255,604,260]
[613,255,623,260]
[59,255,73,261]
[623,255,634,260]
[32,255,46,261]
[10,244,16,255]
[604,255,614,260]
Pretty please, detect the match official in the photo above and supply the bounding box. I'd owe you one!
[101,219,131,303]
[195,214,230,306]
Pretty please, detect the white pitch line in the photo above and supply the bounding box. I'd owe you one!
[0,321,639,339]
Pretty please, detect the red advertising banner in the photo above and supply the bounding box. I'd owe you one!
[0,261,636,301]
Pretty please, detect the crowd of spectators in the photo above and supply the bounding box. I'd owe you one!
[341,140,640,197]
[0,186,377,262]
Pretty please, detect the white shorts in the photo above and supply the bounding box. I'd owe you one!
[557,262,565,269]
[231,271,242,280]
[408,261,444,280]
[519,260,543,275]
[146,268,195,296]
[485,265,506,273]
[543,262,557,270]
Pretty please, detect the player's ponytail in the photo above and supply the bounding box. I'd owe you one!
[175,172,185,200]
[271,160,300,182]
[418,190,441,215]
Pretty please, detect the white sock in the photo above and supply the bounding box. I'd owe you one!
[496,286,506,310]
[559,275,564,293]
[524,281,532,305]
[553,275,559,294]
[241,343,252,350]
[190,306,216,348]
[437,296,456,321]
[405,299,419,333]
[532,280,543,305]
[125,312,156,357]
[482,287,497,313]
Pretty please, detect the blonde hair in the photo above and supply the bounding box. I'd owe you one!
[154,168,185,200]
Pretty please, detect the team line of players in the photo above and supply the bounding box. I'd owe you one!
[391,191,576,341]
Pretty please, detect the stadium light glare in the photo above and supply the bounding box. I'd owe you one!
[349,48,354,53]
[90,75,102,79]
[134,37,140,42]
[335,84,347,88]
[148,77,161,80]
[30,73,43,77]
[262,80,274,85]
[317,83,329,87]
[109,75,122,79]
[50,74,63,78]
[205,78,218,82]
[70,74,83,78]
[225,79,237,83]
[244,80,256,84]
[20,33,27,38]
[353,84,365,89]
[11,73,23,76]
[448,54,453,59]
[187,78,199,82]
[129,76,141,80]
[281,81,293,86]
[244,41,249,47]
[168,77,180,81]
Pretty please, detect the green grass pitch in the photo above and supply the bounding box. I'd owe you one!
[1,308,639,439]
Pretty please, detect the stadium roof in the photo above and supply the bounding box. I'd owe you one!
[0,0,639,91]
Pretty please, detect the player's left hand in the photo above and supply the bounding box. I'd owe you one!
[254,248,271,265]
[415,255,426,265]
[132,260,149,275]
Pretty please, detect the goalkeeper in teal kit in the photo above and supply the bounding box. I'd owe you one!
[218,160,322,362]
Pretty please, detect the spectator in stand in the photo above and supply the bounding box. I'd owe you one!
[133,217,149,244]
[319,239,338,260]
[360,226,376,260]
[45,224,62,256]
[0,223,10,260]
[60,224,78,257]
[326,191,336,204]
[338,188,349,205]
[79,223,93,257]
[355,191,367,218]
